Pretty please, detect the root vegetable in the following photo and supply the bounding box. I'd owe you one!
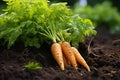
[51,43,64,70]
[71,47,90,71]
[61,41,78,69]
[63,54,71,67]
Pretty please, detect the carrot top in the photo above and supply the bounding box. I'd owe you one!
[0,0,96,48]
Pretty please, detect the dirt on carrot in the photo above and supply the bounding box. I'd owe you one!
[71,47,90,71]
[61,41,78,70]
[51,42,64,70]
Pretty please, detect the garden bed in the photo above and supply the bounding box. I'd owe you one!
[0,26,120,80]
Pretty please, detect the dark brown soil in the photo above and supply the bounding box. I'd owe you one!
[0,26,120,80]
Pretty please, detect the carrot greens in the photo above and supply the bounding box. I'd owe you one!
[0,0,96,48]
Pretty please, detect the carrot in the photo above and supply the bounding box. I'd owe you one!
[51,42,64,70]
[63,55,69,67]
[58,41,62,45]
[71,47,90,71]
[61,41,78,69]
[58,41,70,68]
[63,54,71,68]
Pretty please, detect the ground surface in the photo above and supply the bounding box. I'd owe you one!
[0,26,120,80]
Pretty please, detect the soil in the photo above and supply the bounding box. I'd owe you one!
[0,26,120,80]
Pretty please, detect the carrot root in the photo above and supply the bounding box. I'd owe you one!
[61,42,78,70]
[71,47,91,71]
[51,43,64,70]
[59,41,70,68]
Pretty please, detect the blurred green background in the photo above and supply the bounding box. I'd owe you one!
[50,0,120,10]
[0,0,120,10]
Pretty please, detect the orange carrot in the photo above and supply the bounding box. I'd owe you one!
[58,41,70,68]
[71,47,90,71]
[58,41,62,45]
[63,54,71,68]
[63,55,69,67]
[51,42,64,70]
[61,41,78,69]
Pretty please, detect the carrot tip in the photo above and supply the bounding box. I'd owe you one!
[87,66,91,72]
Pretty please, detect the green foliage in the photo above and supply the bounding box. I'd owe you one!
[0,0,96,48]
[74,1,120,34]
[24,61,42,70]
[0,0,49,48]
[66,15,96,47]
